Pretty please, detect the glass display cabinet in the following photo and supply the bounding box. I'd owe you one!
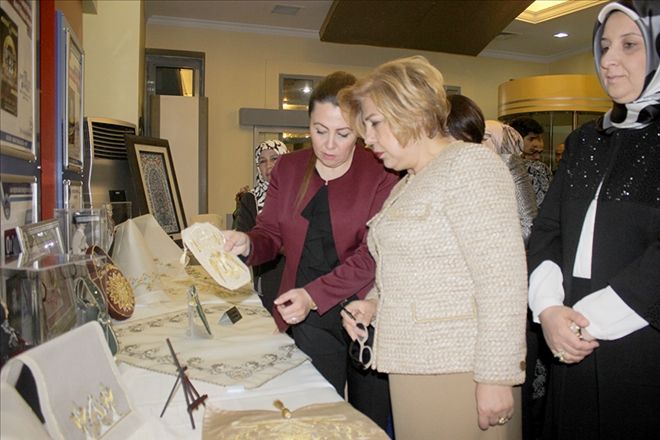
[498,74,611,171]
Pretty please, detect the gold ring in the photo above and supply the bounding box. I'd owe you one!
[498,416,510,425]
[554,350,566,363]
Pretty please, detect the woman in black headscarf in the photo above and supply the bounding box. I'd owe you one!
[527,1,660,438]
[233,140,288,313]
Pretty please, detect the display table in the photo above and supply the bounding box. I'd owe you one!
[110,216,387,439]
[116,269,352,439]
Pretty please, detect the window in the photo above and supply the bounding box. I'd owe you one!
[279,74,322,111]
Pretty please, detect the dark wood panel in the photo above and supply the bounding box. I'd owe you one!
[320,0,533,56]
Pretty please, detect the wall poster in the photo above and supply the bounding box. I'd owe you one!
[63,25,83,171]
[0,0,35,161]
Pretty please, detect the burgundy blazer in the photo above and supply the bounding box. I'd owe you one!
[247,146,399,331]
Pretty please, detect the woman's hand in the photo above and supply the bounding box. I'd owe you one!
[222,230,251,257]
[538,305,599,363]
[475,383,514,430]
[340,299,377,341]
[273,288,316,325]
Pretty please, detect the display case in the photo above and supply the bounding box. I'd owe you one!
[0,253,106,345]
[54,207,113,255]
[500,110,604,170]
[498,74,611,171]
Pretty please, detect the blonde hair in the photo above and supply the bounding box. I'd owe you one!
[338,56,449,147]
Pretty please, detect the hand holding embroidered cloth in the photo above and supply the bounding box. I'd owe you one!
[181,223,251,290]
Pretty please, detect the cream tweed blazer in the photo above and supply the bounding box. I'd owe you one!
[367,141,527,385]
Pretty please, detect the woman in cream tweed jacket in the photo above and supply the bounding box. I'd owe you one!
[339,56,527,440]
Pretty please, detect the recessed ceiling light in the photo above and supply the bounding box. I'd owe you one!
[554,32,569,38]
[302,86,312,94]
[517,0,606,24]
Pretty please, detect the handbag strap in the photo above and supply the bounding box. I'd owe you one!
[74,277,118,355]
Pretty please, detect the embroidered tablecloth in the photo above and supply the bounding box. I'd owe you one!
[114,304,308,389]
[201,402,389,440]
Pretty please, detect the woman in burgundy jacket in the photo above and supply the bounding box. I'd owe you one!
[223,72,398,431]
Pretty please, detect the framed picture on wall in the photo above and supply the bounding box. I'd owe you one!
[1,173,37,260]
[0,0,37,160]
[125,135,187,241]
[62,25,84,171]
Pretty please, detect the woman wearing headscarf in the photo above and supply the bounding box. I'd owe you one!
[234,140,289,313]
[482,120,549,439]
[482,120,538,245]
[527,1,660,438]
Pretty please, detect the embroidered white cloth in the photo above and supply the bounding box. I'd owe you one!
[181,222,251,291]
[201,402,389,440]
[112,214,188,301]
[114,303,309,389]
[0,382,53,439]
[0,322,146,440]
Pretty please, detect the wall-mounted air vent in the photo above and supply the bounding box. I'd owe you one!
[85,118,136,160]
[83,117,137,206]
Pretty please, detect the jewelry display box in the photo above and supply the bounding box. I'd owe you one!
[0,253,109,346]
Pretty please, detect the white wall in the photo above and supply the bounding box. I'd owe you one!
[83,0,144,126]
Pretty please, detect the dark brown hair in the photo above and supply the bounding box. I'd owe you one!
[447,94,485,143]
[295,72,357,208]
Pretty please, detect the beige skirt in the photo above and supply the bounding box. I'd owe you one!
[389,372,522,440]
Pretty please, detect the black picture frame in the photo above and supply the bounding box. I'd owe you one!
[125,135,187,240]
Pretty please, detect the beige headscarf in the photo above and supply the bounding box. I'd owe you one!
[482,120,524,156]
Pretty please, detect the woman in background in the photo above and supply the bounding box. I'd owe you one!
[481,121,546,440]
[447,93,485,144]
[339,56,527,439]
[447,96,538,244]
[482,120,538,245]
[528,1,660,438]
[223,72,398,431]
[233,140,288,313]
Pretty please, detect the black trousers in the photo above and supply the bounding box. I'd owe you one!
[291,305,391,432]
[543,278,660,440]
[522,311,552,440]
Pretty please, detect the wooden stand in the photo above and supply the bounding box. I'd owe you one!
[160,338,208,429]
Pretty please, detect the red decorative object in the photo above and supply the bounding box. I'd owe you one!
[85,246,135,320]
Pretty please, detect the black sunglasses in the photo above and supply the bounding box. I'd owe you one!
[341,301,373,369]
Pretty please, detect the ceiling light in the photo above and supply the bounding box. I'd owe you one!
[302,86,312,94]
[517,0,605,24]
[554,32,569,38]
